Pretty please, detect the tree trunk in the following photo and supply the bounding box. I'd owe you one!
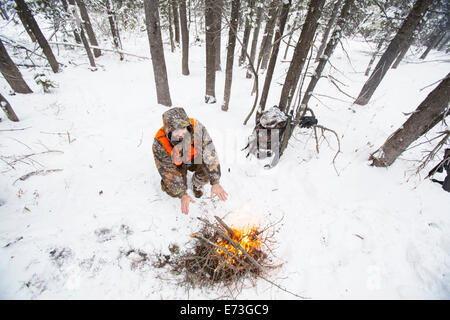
[315,0,342,62]
[256,0,278,72]
[0,92,19,122]
[420,31,445,59]
[61,0,82,44]
[172,0,181,45]
[168,3,176,52]
[69,0,96,68]
[354,0,432,106]
[283,11,298,60]
[15,0,59,73]
[257,0,290,115]
[75,0,101,57]
[105,0,124,60]
[370,72,450,167]
[221,0,241,111]
[0,38,33,93]
[278,0,325,113]
[437,31,450,51]
[246,6,263,78]
[214,0,223,71]
[365,37,385,76]
[179,0,190,75]
[300,0,354,110]
[391,37,413,69]
[238,0,255,67]
[144,0,172,107]
[205,0,217,103]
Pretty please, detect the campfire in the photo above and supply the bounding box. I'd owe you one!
[153,215,281,290]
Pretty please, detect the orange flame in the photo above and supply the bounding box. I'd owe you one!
[215,225,262,266]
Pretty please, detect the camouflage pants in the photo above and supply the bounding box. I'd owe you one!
[160,163,210,197]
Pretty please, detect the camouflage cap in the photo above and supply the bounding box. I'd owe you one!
[162,107,191,134]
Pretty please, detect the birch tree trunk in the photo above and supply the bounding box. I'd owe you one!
[14,0,60,73]
[354,0,432,106]
[370,72,450,167]
[221,0,241,111]
[144,0,172,106]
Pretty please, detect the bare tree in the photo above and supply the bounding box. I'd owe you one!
[68,0,96,68]
[246,5,263,78]
[179,0,190,75]
[365,37,385,76]
[215,0,223,71]
[222,0,241,111]
[354,0,432,106]
[76,0,101,57]
[370,73,450,167]
[105,0,124,60]
[14,0,60,73]
[0,92,19,122]
[238,0,255,67]
[257,0,291,115]
[256,0,279,71]
[301,0,355,108]
[172,0,181,45]
[205,0,218,103]
[0,38,32,94]
[144,0,172,106]
[278,0,326,113]
[168,3,176,52]
[315,0,343,62]
[61,0,82,44]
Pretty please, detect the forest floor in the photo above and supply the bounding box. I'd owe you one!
[1,20,450,299]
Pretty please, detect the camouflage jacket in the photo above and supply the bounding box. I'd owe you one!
[152,107,221,198]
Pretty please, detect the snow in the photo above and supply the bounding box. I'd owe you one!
[1,16,450,300]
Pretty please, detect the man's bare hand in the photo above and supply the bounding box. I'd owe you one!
[181,194,195,215]
[211,184,228,201]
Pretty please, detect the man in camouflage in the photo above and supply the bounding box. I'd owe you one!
[153,107,228,214]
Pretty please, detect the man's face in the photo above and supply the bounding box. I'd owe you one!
[171,127,188,143]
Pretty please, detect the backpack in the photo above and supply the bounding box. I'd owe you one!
[244,106,288,159]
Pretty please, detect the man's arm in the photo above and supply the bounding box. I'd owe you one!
[152,139,187,198]
[195,120,221,185]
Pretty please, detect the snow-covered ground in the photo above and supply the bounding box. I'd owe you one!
[1,17,450,299]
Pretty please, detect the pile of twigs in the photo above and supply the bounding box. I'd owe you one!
[153,216,281,290]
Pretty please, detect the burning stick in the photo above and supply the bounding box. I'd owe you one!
[197,217,265,274]
[214,215,235,238]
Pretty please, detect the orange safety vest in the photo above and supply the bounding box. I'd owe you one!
[155,118,200,166]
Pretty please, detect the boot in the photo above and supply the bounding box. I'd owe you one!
[193,185,203,198]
